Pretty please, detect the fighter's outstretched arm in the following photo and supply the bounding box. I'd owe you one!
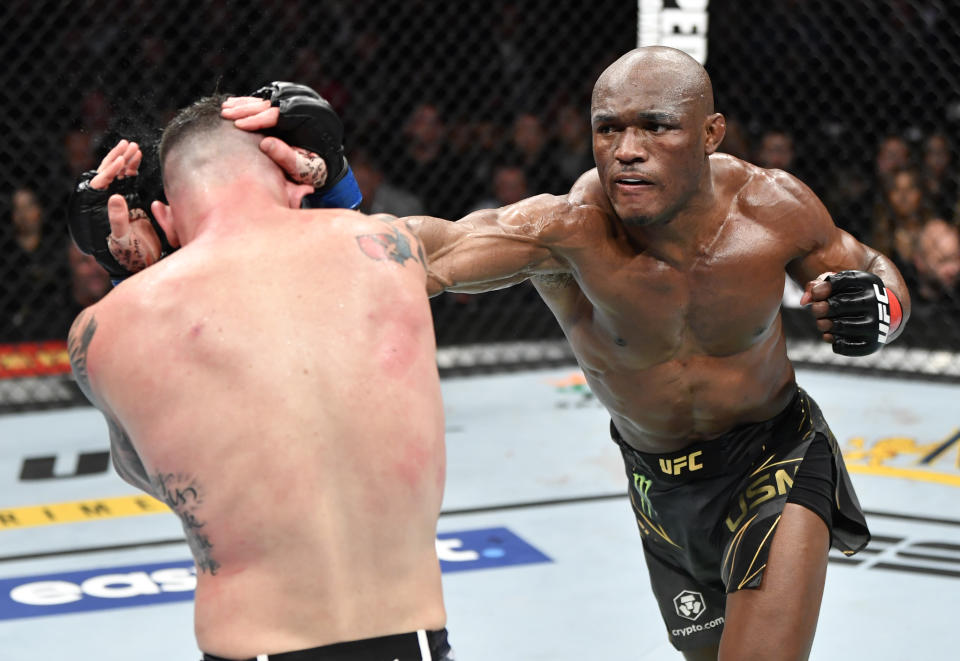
[403,194,584,297]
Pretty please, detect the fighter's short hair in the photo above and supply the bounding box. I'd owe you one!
[158,93,233,172]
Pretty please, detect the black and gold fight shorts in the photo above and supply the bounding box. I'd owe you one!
[611,387,869,651]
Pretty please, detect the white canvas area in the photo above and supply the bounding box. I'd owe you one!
[0,366,957,659]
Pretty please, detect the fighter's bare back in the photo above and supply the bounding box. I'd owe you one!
[71,208,447,656]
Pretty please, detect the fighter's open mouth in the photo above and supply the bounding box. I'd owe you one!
[615,176,653,186]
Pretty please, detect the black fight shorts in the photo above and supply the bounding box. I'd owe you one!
[611,387,869,651]
[201,628,454,661]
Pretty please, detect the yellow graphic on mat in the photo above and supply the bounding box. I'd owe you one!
[843,429,960,488]
[0,495,170,530]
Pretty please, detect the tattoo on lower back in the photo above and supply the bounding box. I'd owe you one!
[356,220,425,267]
[67,311,97,402]
[155,472,220,575]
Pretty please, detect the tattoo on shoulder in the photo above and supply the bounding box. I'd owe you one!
[154,472,221,575]
[68,311,97,402]
[355,218,427,268]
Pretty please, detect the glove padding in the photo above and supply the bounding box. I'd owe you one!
[252,82,348,192]
[825,270,902,356]
[68,171,173,280]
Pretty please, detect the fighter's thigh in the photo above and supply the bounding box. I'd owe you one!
[682,644,720,661]
[718,503,829,661]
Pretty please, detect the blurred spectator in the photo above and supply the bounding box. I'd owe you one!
[291,47,350,116]
[390,102,476,218]
[63,128,97,180]
[874,134,912,189]
[718,116,751,161]
[823,165,872,242]
[754,129,796,173]
[911,218,960,300]
[80,89,112,145]
[490,1,535,112]
[903,218,960,348]
[347,29,393,138]
[503,112,564,195]
[921,132,958,221]
[350,148,425,217]
[471,162,530,211]
[871,167,932,269]
[447,118,503,206]
[45,242,113,340]
[1,186,68,342]
[553,104,594,188]
[67,242,111,310]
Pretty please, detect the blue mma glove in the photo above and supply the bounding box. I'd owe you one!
[252,81,362,210]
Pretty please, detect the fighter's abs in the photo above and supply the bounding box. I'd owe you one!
[539,260,795,451]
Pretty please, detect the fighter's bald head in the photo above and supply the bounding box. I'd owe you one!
[592,46,714,117]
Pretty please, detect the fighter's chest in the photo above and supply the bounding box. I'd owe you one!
[570,240,788,356]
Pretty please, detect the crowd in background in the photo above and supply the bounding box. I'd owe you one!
[2,0,959,351]
[4,95,960,349]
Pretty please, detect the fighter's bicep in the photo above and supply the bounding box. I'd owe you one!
[787,223,875,287]
[775,176,873,284]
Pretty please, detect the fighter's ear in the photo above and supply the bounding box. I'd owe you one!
[285,180,315,209]
[704,113,726,155]
[151,200,180,248]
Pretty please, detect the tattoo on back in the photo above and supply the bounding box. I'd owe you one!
[155,472,221,575]
[67,311,97,402]
[356,219,426,267]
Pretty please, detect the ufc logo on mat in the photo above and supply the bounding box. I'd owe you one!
[659,451,704,475]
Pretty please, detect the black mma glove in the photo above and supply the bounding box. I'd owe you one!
[825,270,903,356]
[251,81,362,209]
[67,171,173,282]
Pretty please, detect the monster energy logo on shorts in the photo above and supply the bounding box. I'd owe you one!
[633,471,654,516]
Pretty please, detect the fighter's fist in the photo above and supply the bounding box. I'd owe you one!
[222,82,362,209]
[68,140,165,281]
[800,270,903,356]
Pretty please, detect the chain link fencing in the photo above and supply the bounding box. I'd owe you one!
[1,1,959,410]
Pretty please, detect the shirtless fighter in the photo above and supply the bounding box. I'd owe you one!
[408,47,907,660]
[67,95,453,660]
[411,46,904,659]
[75,48,909,659]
